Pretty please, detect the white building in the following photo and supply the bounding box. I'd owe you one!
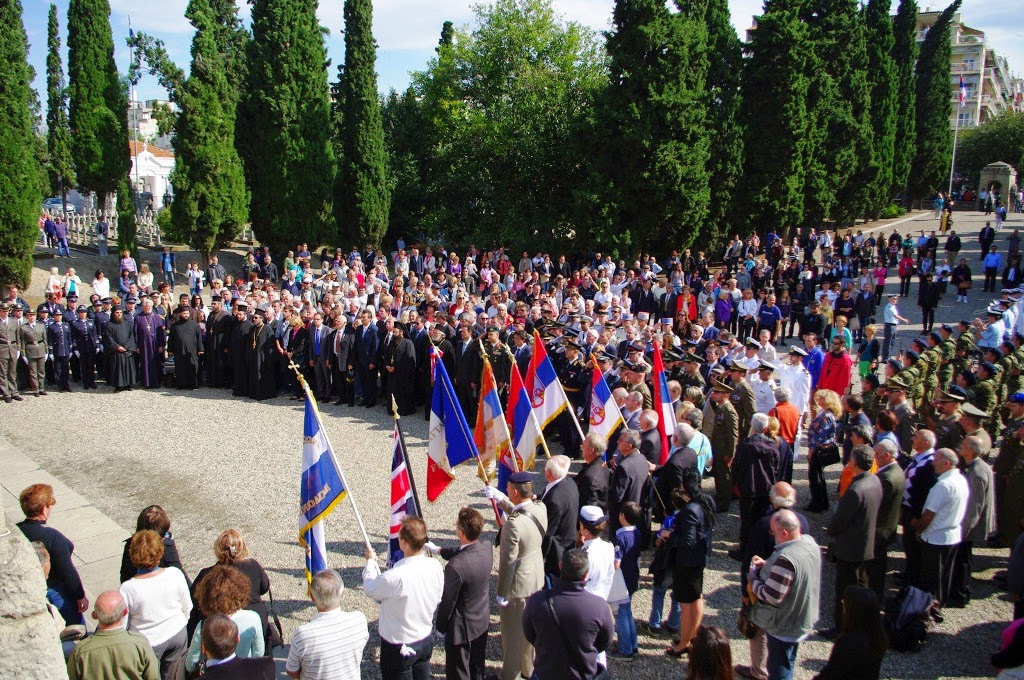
[127,99,176,150]
[129,140,175,211]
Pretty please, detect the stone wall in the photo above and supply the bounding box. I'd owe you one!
[0,515,68,679]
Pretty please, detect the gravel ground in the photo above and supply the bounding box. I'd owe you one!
[5,207,1021,679]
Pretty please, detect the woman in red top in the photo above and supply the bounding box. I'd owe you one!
[897,252,916,297]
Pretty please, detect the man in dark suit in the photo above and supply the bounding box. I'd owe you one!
[355,309,380,406]
[202,614,275,680]
[329,314,355,406]
[453,325,481,422]
[540,455,580,578]
[511,330,532,378]
[430,507,493,680]
[979,222,996,260]
[868,439,906,601]
[608,429,650,534]
[308,311,331,400]
[576,434,611,511]
[821,445,883,637]
[638,410,663,465]
[654,426,698,520]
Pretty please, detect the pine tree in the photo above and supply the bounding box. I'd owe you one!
[739,0,809,239]
[164,0,250,261]
[801,0,874,227]
[0,0,43,288]
[599,0,711,253]
[46,3,75,207]
[238,0,335,257]
[696,0,744,249]
[909,0,961,201]
[863,0,898,219]
[335,0,390,248]
[67,0,130,208]
[891,0,918,198]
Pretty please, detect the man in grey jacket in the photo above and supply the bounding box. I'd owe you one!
[949,435,995,607]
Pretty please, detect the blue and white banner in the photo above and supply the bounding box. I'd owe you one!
[299,392,347,582]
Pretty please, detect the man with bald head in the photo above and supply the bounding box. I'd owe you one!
[67,590,159,679]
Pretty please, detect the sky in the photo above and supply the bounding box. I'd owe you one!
[22,0,1024,106]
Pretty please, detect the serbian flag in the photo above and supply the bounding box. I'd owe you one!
[526,330,570,430]
[651,345,677,465]
[387,422,420,567]
[959,76,966,107]
[502,363,543,490]
[298,388,348,582]
[474,357,511,482]
[589,363,623,450]
[426,355,479,502]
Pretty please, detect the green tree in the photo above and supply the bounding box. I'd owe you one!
[238,0,335,257]
[891,0,918,198]
[739,0,809,238]
[801,0,874,227]
[67,0,130,208]
[335,0,390,248]
[598,0,711,254]
[412,0,607,251]
[381,88,429,240]
[909,0,961,200]
[46,4,75,207]
[0,0,43,288]
[863,0,898,219]
[698,0,744,249]
[955,111,1024,186]
[116,174,137,255]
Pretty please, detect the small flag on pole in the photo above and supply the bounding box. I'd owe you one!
[507,362,543,473]
[525,330,570,430]
[589,362,624,451]
[298,392,348,582]
[959,76,967,107]
[387,420,420,567]
[426,356,479,502]
[475,357,512,481]
[651,345,677,465]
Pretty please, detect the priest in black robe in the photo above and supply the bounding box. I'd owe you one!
[229,303,254,397]
[246,309,278,400]
[168,306,203,389]
[386,322,418,416]
[103,306,137,391]
[204,295,232,387]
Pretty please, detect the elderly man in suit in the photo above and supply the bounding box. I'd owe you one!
[820,445,882,638]
[950,435,995,607]
[638,409,663,464]
[576,434,612,511]
[485,472,548,680]
[428,507,493,680]
[538,455,580,579]
[867,439,906,601]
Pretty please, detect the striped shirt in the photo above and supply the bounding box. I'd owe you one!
[285,609,369,680]
[750,551,796,606]
[903,449,934,509]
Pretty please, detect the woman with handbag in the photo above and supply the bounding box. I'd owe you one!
[806,389,842,513]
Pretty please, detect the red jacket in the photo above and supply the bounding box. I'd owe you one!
[819,350,853,395]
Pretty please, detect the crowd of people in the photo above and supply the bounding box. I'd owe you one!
[6,212,1024,680]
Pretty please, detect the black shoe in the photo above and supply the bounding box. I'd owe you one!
[637,621,667,637]
[38,390,47,395]
[728,549,744,562]
[816,628,839,640]
[3,397,10,403]
[608,652,635,662]
[12,394,23,401]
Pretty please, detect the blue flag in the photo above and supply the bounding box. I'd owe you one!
[426,358,479,502]
[299,393,347,582]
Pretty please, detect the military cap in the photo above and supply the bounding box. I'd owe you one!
[101,297,112,304]
[728,359,749,372]
[936,387,966,402]
[682,351,705,364]
[660,318,673,326]
[36,304,48,314]
[905,350,919,362]
[486,325,501,334]
[126,296,139,304]
[929,331,942,343]
[628,341,646,353]
[940,324,953,333]
[1009,393,1024,405]
[508,472,533,484]
[978,361,999,376]
[0,302,10,311]
[597,352,617,363]
[744,338,762,349]
[76,305,87,313]
[711,379,733,393]
[758,361,777,373]
[960,403,989,418]
[25,307,36,315]
[564,340,582,351]
[788,346,808,357]
[67,293,79,300]
[52,307,63,316]
[886,377,909,391]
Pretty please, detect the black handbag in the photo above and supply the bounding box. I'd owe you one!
[815,443,841,468]
[266,586,285,649]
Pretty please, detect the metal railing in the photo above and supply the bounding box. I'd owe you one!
[43,208,257,250]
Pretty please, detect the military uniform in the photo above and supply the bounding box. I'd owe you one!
[996,417,1024,546]
[729,378,756,439]
[678,370,706,396]
[937,337,956,387]
[557,354,589,457]
[70,315,101,389]
[862,389,880,424]
[46,317,73,392]
[934,412,965,451]
[709,399,738,511]
[628,379,653,410]
[17,319,47,395]
[892,400,917,455]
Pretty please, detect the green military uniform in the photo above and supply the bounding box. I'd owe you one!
[898,365,925,414]
[730,378,756,439]
[953,330,976,376]
[861,389,880,424]
[996,416,1024,547]
[709,398,738,511]
[937,337,956,388]
[485,340,513,389]
[628,378,653,410]
[934,412,965,451]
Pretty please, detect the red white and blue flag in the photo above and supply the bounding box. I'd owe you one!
[387,421,420,567]
[474,357,511,482]
[506,362,543,475]
[526,330,570,430]
[651,345,677,465]
[959,76,967,107]
[589,362,623,453]
[426,355,479,502]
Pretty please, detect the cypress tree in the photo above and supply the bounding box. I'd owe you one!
[600,0,711,254]
[46,3,75,206]
[909,0,961,201]
[891,0,917,197]
[697,0,744,248]
[801,0,874,227]
[238,0,335,257]
[167,0,249,261]
[739,0,809,239]
[335,0,390,248]
[863,0,898,219]
[67,0,130,208]
[0,0,42,288]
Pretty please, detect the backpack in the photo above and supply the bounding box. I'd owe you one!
[883,585,940,652]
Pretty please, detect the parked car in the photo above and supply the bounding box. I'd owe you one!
[42,198,76,214]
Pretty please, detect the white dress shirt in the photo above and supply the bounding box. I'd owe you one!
[921,468,969,546]
[362,553,443,644]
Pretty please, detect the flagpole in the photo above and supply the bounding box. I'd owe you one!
[391,397,424,513]
[291,361,373,551]
[948,113,960,198]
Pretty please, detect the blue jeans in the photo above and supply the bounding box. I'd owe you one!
[649,574,681,630]
[615,596,637,655]
[766,635,799,680]
[57,238,70,257]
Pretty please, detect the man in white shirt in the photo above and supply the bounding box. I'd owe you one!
[286,569,368,680]
[750,362,778,415]
[914,448,969,608]
[363,517,444,679]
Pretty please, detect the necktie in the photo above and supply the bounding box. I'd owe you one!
[315,328,321,356]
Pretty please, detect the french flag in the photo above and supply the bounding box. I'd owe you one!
[959,76,967,107]
[651,345,677,465]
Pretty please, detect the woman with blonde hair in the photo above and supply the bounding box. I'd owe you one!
[766,415,794,484]
[806,389,843,512]
[187,529,274,650]
[61,267,82,298]
[137,263,154,294]
[45,266,63,301]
